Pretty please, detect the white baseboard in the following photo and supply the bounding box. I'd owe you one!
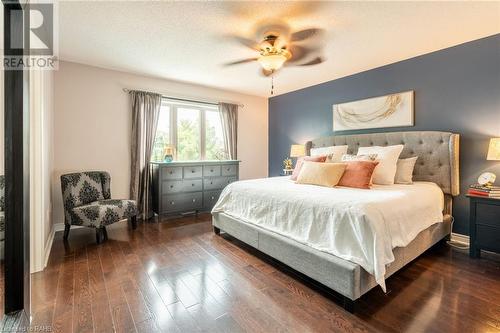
[450,232,470,246]
[54,222,83,232]
[44,225,55,268]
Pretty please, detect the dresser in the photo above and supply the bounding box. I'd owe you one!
[468,195,500,257]
[151,160,240,216]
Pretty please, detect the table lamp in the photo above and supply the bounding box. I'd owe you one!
[478,138,500,186]
[290,144,306,159]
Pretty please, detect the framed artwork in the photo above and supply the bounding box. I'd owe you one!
[333,91,414,131]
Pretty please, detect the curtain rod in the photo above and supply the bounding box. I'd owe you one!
[122,88,244,108]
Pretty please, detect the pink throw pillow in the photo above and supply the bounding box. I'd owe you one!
[338,161,379,189]
[291,155,327,180]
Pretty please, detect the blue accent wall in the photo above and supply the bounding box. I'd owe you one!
[268,34,500,235]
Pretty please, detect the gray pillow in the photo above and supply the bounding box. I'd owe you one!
[395,157,418,184]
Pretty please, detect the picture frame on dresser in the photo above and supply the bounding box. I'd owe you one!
[151,160,240,217]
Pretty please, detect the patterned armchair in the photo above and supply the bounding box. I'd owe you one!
[61,171,138,244]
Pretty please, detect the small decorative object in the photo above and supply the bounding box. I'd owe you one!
[283,158,293,171]
[333,91,414,131]
[163,145,174,163]
[478,172,496,187]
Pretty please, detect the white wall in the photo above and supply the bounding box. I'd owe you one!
[30,69,55,272]
[53,61,268,225]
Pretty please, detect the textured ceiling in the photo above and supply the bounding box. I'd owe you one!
[58,1,500,97]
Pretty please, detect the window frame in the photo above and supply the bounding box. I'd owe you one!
[158,98,223,161]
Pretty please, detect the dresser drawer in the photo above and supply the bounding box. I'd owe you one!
[203,165,221,177]
[182,179,203,192]
[476,225,500,252]
[162,166,182,180]
[204,190,222,207]
[204,177,236,190]
[476,203,500,227]
[162,192,203,213]
[184,166,203,179]
[221,164,238,176]
[163,180,183,193]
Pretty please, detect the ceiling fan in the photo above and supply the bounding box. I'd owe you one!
[224,23,326,94]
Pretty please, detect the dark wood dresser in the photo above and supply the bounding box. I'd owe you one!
[468,195,500,257]
[151,160,240,216]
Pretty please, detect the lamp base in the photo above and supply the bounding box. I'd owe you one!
[163,155,173,163]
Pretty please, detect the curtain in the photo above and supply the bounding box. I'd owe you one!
[219,102,238,160]
[130,90,162,220]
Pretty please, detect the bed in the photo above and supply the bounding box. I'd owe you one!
[211,131,459,312]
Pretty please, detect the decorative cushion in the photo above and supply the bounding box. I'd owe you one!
[357,145,404,185]
[338,161,379,189]
[395,157,418,184]
[71,199,138,228]
[311,145,348,163]
[291,155,327,180]
[296,162,347,187]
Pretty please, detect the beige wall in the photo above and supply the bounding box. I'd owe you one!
[53,61,268,225]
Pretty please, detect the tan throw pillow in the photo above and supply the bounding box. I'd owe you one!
[311,145,349,162]
[395,156,418,184]
[296,162,347,187]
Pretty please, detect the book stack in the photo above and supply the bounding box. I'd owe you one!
[468,184,500,198]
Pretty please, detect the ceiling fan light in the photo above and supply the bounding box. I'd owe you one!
[258,54,287,71]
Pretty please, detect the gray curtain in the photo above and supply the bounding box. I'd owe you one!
[130,90,162,219]
[219,102,238,160]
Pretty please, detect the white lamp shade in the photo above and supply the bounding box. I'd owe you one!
[290,144,306,158]
[487,138,500,160]
[258,54,287,71]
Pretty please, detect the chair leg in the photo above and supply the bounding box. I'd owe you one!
[213,226,221,235]
[102,226,108,241]
[131,215,138,230]
[63,224,71,240]
[96,227,105,244]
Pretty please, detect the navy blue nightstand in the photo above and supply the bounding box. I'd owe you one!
[468,194,500,258]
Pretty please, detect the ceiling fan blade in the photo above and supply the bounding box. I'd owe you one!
[290,28,324,42]
[286,45,312,64]
[229,36,261,50]
[223,58,258,66]
[295,57,325,66]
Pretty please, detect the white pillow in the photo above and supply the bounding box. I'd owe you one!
[310,145,348,163]
[395,156,418,184]
[357,145,404,185]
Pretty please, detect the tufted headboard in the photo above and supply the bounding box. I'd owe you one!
[306,131,460,196]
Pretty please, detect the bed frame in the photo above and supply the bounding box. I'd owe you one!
[212,131,460,312]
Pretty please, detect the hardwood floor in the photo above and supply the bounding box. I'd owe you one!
[29,213,500,333]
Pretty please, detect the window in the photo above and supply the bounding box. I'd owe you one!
[152,99,227,161]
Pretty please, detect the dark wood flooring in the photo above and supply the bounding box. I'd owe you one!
[29,213,500,333]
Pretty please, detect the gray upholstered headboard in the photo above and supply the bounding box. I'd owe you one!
[306,131,460,196]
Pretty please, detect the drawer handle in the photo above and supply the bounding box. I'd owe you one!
[170,185,174,188]
[226,168,230,171]
[191,170,195,173]
[192,199,196,202]
[191,183,195,186]
[170,201,175,205]
[210,181,213,185]
[169,171,173,174]
[210,169,214,172]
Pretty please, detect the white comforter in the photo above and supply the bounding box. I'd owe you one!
[212,177,444,291]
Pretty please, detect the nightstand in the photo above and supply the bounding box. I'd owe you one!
[468,194,500,258]
[281,169,293,176]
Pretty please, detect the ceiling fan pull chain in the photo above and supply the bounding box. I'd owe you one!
[271,71,274,95]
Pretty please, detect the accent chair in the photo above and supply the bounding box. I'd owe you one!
[60,171,138,244]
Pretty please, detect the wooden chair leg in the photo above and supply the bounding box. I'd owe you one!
[131,215,137,230]
[102,226,108,241]
[96,227,105,244]
[63,224,71,240]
